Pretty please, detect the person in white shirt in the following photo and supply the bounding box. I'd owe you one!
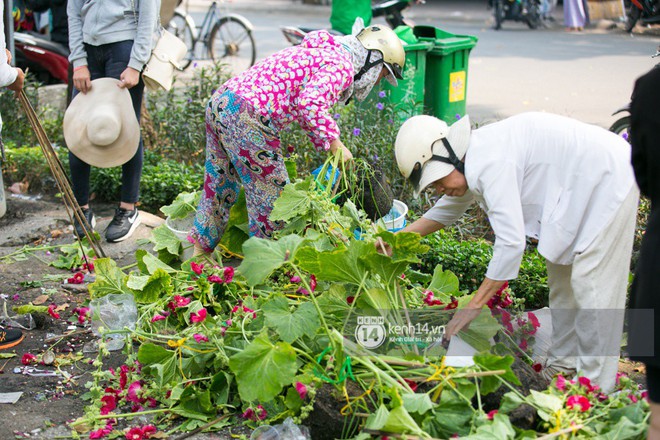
[384,112,639,393]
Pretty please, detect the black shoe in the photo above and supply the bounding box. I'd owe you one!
[0,327,24,350]
[105,207,141,242]
[73,207,96,238]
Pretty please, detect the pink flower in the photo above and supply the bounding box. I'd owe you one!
[290,275,301,283]
[486,409,498,420]
[82,261,95,272]
[190,261,204,275]
[256,404,267,420]
[518,338,528,351]
[616,372,628,385]
[193,333,209,343]
[242,306,257,318]
[207,275,223,283]
[172,295,191,308]
[150,314,167,323]
[642,390,649,401]
[555,374,567,392]
[528,312,540,329]
[75,307,91,324]
[296,287,310,295]
[126,381,144,404]
[309,274,317,292]
[125,427,145,440]
[89,424,113,439]
[190,308,207,323]
[566,395,591,412]
[100,394,117,415]
[629,394,639,403]
[295,381,308,400]
[142,425,157,437]
[48,304,61,319]
[578,376,597,393]
[223,266,235,283]
[21,353,37,365]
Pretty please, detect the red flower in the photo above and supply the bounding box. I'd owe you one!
[518,338,528,351]
[82,260,95,272]
[207,275,223,284]
[256,404,267,420]
[89,423,113,439]
[74,307,91,324]
[126,381,144,404]
[555,374,567,392]
[21,353,37,365]
[67,272,85,284]
[422,290,443,306]
[566,394,591,412]
[190,308,207,323]
[172,295,191,308]
[496,281,509,295]
[443,297,458,310]
[404,379,418,392]
[346,296,355,305]
[290,275,301,283]
[48,304,61,319]
[532,363,543,373]
[193,333,209,343]
[150,314,167,323]
[223,266,235,283]
[125,427,145,440]
[486,409,498,420]
[578,376,597,393]
[100,394,117,415]
[310,274,317,292]
[528,312,540,329]
[190,261,204,275]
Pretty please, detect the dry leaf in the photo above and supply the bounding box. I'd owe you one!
[33,295,49,305]
[55,303,69,312]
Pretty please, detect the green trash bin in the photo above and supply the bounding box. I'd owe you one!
[364,27,432,123]
[413,26,478,123]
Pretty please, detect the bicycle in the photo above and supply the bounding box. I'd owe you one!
[164,0,256,75]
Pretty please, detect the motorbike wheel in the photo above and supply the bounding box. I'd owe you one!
[494,0,505,30]
[625,5,642,32]
[609,116,631,141]
[525,2,543,29]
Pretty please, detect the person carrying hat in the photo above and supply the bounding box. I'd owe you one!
[383,112,638,393]
[66,0,159,242]
[189,25,405,256]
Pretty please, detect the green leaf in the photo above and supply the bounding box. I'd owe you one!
[285,386,304,412]
[499,391,525,413]
[363,405,390,430]
[382,406,425,437]
[526,390,563,422]
[402,393,435,415]
[137,343,172,365]
[270,182,312,222]
[609,401,647,425]
[459,309,500,352]
[598,415,646,439]
[171,387,215,421]
[237,235,305,286]
[296,241,368,285]
[356,288,391,312]
[13,304,49,315]
[375,231,430,262]
[88,258,128,298]
[209,372,233,406]
[0,353,16,359]
[151,224,182,256]
[473,354,520,394]
[128,269,173,304]
[219,188,249,255]
[228,334,297,402]
[160,191,200,219]
[137,251,177,275]
[422,392,473,438]
[263,295,320,343]
[461,413,516,439]
[428,265,460,296]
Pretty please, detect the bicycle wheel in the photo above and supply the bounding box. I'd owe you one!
[209,16,256,76]
[609,116,631,141]
[165,11,194,70]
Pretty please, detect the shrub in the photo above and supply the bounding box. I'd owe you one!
[1,143,69,193]
[419,229,549,309]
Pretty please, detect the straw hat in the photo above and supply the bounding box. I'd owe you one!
[63,78,140,168]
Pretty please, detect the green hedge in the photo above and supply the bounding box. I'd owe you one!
[419,229,549,309]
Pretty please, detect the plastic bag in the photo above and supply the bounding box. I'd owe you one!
[88,293,138,351]
[250,418,311,440]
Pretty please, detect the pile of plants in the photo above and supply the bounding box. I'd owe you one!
[65,162,649,439]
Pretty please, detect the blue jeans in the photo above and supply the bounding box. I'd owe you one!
[69,40,144,205]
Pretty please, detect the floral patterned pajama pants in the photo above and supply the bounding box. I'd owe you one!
[189,88,288,252]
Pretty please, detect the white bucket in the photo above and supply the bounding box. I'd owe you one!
[165,214,195,261]
[380,199,408,231]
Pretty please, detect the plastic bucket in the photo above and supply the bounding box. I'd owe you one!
[380,199,408,232]
[165,214,195,261]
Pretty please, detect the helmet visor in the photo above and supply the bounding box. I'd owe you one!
[383,63,400,86]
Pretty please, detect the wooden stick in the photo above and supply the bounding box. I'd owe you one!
[536,425,584,439]
[44,328,91,343]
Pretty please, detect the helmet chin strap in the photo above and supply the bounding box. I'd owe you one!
[354,49,383,83]
[432,138,465,175]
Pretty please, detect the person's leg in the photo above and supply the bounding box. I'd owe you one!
[189,90,243,253]
[545,261,579,379]
[221,99,287,239]
[570,187,639,393]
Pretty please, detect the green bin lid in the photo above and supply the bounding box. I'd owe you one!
[413,25,478,54]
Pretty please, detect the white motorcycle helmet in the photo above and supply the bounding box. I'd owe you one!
[395,115,471,196]
[354,25,405,85]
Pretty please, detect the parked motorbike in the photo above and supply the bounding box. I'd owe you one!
[14,31,69,85]
[624,0,660,33]
[609,47,660,140]
[491,0,543,30]
[281,0,413,45]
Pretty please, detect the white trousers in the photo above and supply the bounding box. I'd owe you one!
[545,187,639,393]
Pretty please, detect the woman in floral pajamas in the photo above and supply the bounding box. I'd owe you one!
[189,26,405,255]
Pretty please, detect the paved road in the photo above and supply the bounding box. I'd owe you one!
[183,0,660,128]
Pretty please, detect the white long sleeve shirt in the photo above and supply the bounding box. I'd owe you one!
[0,2,19,135]
[423,112,636,280]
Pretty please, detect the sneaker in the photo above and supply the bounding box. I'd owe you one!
[0,327,24,350]
[73,207,96,238]
[105,207,141,242]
